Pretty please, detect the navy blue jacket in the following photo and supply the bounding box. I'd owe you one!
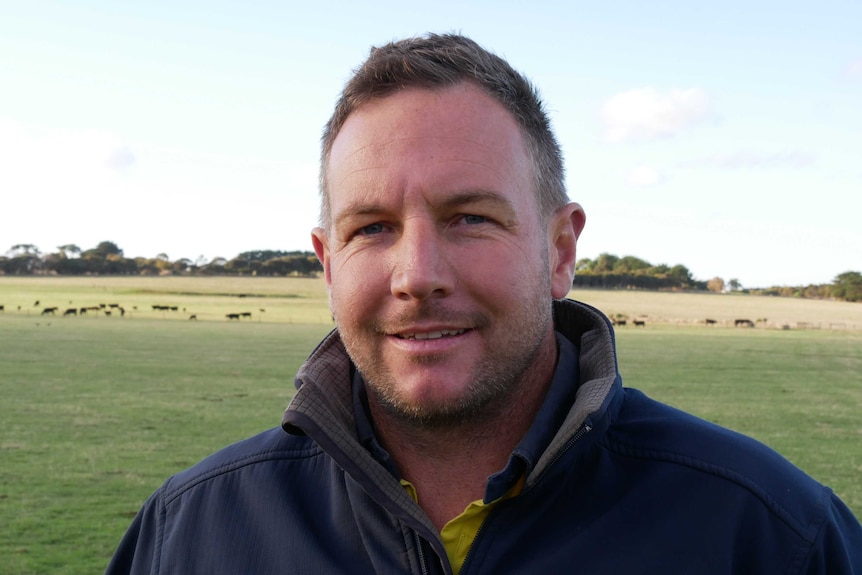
[107,299,862,573]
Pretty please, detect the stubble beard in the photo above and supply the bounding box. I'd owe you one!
[340,291,555,432]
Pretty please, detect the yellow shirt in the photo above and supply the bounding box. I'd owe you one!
[401,477,524,574]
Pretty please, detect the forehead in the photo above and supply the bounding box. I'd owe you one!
[326,83,534,213]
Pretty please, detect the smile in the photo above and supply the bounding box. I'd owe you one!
[397,329,468,340]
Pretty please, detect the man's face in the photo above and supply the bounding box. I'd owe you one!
[313,83,580,426]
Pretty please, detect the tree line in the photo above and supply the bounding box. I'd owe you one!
[2,243,859,303]
[574,254,705,290]
[0,242,322,278]
[574,253,861,303]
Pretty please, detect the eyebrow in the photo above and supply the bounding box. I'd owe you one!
[333,189,518,230]
[439,190,516,213]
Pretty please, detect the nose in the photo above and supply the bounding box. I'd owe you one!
[389,222,454,301]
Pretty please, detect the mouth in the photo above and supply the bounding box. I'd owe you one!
[395,328,469,340]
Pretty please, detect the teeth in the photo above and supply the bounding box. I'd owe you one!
[402,329,466,340]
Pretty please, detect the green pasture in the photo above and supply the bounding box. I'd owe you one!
[1,277,861,574]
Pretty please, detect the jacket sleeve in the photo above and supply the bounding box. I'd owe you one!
[802,493,862,573]
[104,491,164,575]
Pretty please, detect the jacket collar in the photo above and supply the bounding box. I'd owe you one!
[281,298,621,512]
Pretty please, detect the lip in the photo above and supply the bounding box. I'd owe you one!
[386,326,475,352]
[395,327,469,340]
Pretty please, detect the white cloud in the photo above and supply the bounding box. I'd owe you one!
[845,58,862,80]
[679,150,816,170]
[0,118,136,185]
[600,87,711,143]
[626,165,665,187]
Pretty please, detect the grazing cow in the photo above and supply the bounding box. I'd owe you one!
[105,310,112,316]
[240,312,252,318]
[79,307,87,315]
[226,313,241,320]
[189,314,197,320]
[63,308,77,316]
[42,307,58,315]
[705,318,717,325]
[734,319,754,328]
[34,300,40,306]
[633,320,646,327]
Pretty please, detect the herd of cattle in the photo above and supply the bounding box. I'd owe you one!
[0,304,766,328]
[610,317,761,328]
[0,300,261,321]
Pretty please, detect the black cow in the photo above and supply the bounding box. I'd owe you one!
[226,313,241,320]
[735,319,755,328]
[63,308,77,316]
[633,320,646,327]
[41,307,58,315]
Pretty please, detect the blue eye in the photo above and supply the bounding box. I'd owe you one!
[360,223,385,235]
[463,215,487,224]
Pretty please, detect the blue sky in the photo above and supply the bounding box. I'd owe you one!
[1,0,860,287]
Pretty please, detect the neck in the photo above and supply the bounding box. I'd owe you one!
[369,332,558,530]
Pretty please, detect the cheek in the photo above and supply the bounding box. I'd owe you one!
[328,256,387,317]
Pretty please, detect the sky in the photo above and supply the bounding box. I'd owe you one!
[1,0,860,288]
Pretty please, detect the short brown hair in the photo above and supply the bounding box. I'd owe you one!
[319,33,568,230]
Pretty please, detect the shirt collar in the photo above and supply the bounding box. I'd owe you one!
[352,331,581,500]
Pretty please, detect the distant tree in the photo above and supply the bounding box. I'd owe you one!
[236,250,293,262]
[1,252,42,274]
[82,241,123,259]
[575,257,594,272]
[134,257,160,276]
[707,277,725,293]
[7,244,41,257]
[668,264,694,286]
[57,244,82,258]
[171,258,193,275]
[594,253,619,273]
[614,255,651,274]
[832,271,862,302]
[199,257,228,275]
[728,278,741,291]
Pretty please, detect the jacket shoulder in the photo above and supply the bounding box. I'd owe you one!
[606,388,834,540]
[160,426,322,504]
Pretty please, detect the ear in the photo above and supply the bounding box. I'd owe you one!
[549,202,586,299]
[311,227,332,287]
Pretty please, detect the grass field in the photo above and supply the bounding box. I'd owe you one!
[1,276,861,574]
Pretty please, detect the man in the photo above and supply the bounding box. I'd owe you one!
[108,34,861,573]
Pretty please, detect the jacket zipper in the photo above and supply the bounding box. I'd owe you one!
[413,529,430,575]
[532,422,593,487]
